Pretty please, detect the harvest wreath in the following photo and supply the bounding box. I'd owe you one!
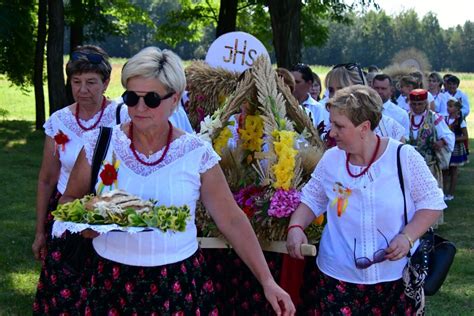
[194,56,326,254]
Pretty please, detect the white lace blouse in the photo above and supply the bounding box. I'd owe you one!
[82,126,220,267]
[374,114,405,141]
[301,138,446,284]
[43,100,129,194]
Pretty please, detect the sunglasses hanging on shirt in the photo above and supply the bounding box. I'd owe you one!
[122,90,175,109]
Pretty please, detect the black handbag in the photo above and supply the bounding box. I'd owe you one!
[397,144,457,296]
[418,230,457,296]
[62,126,113,274]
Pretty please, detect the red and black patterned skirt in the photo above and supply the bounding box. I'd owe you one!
[202,249,282,315]
[84,250,218,315]
[298,264,418,315]
[33,189,92,315]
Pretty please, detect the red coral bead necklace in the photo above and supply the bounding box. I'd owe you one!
[75,96,107,131]
[130,121,173,166]
[345,135,380,178]
[410,111,426,130]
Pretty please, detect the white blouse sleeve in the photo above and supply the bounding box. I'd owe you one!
[460,92,470,117]
[434,114,455,151]
[404,145,446,211]
[300,157,329,216]
[389,117,405,141]
[198,141,221,174]
[83,129,102,166]
[43,116,55,138]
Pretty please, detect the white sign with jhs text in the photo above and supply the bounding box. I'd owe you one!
[205,31,270,72]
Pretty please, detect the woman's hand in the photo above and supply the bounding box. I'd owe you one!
[81,229,99,239]
[286,226,308,260]
[262,279,296,316]
[432,139,445,151]
[32,233,47,260]
[385,233,411,261]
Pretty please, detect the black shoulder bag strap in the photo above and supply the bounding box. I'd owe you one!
[397,143,415,260]
[397,144,432,263]
[396,144,408,227]
[90,126,112,194]
[63,127,112,274]
[116,102,124,124]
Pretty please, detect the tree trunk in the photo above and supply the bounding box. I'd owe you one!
[34,0,47,130]
[69,0,84,52]
[47,0,66,114]
[268,0,302,68]
[216,0,238,38]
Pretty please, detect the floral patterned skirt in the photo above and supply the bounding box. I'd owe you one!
[33,189,91,315]
[202,249,282,315]
[298,264,418,316]
[85,250,218,315]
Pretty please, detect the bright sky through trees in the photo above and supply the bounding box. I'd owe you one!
[372,0,471,28]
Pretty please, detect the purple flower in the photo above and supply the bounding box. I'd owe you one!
[267,188,300,218]
[233,185,266,218]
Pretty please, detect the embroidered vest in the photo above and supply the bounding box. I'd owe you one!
[408,111,440,166]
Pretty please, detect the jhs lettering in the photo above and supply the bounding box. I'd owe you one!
[223,39,258,66]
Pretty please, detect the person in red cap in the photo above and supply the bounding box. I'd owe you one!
[407,89,454,224]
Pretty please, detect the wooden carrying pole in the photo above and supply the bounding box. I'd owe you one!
[197,237,317,256]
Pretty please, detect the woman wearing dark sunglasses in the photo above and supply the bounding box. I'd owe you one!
[33,45,129,314]
[58,46,295,315]
[287,85,445,315]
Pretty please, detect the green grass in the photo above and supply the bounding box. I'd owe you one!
[0,65,473,314]
[0,120,44,314]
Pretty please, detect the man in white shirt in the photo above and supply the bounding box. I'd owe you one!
[373,74,410,138]
[290,63,329,133]
[444,75,470,117]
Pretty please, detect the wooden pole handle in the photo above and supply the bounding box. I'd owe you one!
[197,237,318,257]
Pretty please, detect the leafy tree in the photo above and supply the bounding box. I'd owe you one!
[420,12,447,70]
[153,0,378,68]
[0,0,36,88]
[65,0,153,53]
[154,0,218,47]
[459,22,474,71]
[392,10,422,52]
[354,10,395,67]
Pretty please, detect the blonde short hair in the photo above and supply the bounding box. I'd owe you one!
[121,47,186,96]
[326,85,382,130]
[325,64,366,89]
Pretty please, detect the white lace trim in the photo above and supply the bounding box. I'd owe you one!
[44,101,119,138]
[84,126,220,176]
[375,116,404,140]
[403,145,446,210]
[52,221,159,237]
[300,156,329,216]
